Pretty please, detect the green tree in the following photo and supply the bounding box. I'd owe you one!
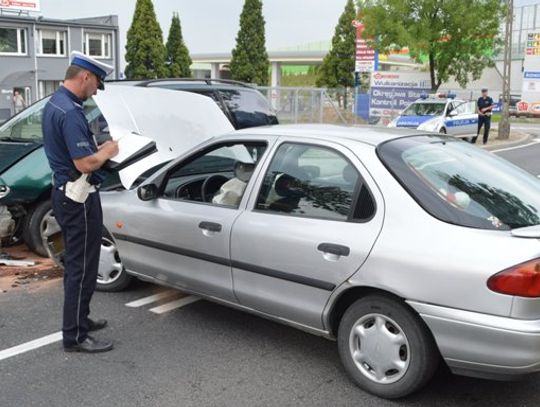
[359,0,505,91]
[125,0,167,80]
[316,0,357,108]
[165,13,192,78]
[230,0,269,85]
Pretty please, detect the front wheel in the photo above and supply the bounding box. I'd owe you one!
[337,295,439,399]
[439,127,447,134]
[96,236,132,292]
[23,200,53,257]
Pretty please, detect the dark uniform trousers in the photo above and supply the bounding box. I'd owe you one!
[473,114,491,144]
[52,188,102,346]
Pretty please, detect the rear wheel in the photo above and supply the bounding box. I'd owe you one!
[337,295,439,399]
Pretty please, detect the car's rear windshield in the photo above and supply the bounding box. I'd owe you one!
[401,102,446,116]
[377,135,540,230]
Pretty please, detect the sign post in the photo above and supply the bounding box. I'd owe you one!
[353,21,377,120]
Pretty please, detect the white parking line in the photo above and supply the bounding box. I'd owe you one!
[491,139,540,153]
[125,290,179,308]
[0,332,62,362]
[149,296,200,314]
[0,290,197,362]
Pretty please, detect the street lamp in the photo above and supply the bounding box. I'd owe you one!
[498,0,513,140]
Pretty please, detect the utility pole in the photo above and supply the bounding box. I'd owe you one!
[498,0,513,140]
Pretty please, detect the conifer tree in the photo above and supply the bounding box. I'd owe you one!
[165,13,192,78]
[125,0,167,79]
[230,0,269,85]
[316,0,356,108]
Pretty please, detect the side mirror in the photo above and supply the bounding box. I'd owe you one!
[448,110,458,117]
[137,184,158,201]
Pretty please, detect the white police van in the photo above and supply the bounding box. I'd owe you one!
[387,94,478,136]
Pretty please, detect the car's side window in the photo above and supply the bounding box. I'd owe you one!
[161,141,267,208]
[255,143,373,222]
[453,102,469,115]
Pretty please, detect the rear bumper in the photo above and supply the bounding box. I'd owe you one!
[408,301,540,380]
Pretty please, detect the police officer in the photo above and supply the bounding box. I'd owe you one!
[42,51,119,353]
[472,88,495,145]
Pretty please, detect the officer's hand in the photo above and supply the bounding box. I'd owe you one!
[101,140,119,159]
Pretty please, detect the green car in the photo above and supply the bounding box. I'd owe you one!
[0,97,107,256]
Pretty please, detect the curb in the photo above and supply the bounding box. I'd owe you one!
[482,131,533,151]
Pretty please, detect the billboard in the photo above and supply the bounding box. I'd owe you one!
[369,71,431,118]
[519,32,540,115]
[0,0,40,12]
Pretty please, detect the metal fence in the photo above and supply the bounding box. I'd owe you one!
[256,86,355,126]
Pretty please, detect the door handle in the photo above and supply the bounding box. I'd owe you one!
[317,243,350,257]
[199,221,222,233]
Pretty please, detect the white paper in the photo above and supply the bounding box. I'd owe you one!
[108,125,154,164]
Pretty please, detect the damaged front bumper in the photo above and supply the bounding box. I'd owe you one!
[0,205,15,241]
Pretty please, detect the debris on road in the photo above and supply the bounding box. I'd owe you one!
[0,252,36,267]
[0,244,62,292]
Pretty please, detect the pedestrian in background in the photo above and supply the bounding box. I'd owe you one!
[42,51,118,353]
[12,90,25,114]
[471,88,495,145]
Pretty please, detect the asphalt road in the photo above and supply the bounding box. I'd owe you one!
[1,129,540,407]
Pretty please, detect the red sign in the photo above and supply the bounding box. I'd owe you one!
[353,21,376,72]
[516,100,529,112]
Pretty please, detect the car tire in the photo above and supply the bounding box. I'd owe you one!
[96,235,132,292]
[439,127,446,134]
[337,295,439,399]
[22,200,52,257]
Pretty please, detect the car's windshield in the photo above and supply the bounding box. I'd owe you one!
[0,97,50,142]
[377,136,540,230]
[401,102,446,116]
[0,95,108,143]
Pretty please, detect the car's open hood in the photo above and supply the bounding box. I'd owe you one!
[93,86,234,189]
[511,224,540,239]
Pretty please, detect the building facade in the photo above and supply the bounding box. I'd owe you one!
[0,13,120,121]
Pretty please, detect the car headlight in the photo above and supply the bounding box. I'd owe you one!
[0,185,10,199]
[418,118,440,132]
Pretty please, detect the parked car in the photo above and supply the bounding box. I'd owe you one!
[43,88,540,398]
[114,78,279,130]
[0,79,275,255]
[387,94,478,136]
[497,93,522,117]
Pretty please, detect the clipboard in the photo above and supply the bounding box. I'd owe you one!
[102,127,158,172]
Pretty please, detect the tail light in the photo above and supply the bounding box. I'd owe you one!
[488,258,540,297]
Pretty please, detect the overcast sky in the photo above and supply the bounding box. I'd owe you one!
[40,0,345,54]
[39,0,537,70]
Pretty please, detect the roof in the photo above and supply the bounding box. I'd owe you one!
[0,14,118,29]
[106,78,255,90]
[231,124,422,146]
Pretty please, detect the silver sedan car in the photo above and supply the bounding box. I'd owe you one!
[84,122,540,399]
[44,87,540,398]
